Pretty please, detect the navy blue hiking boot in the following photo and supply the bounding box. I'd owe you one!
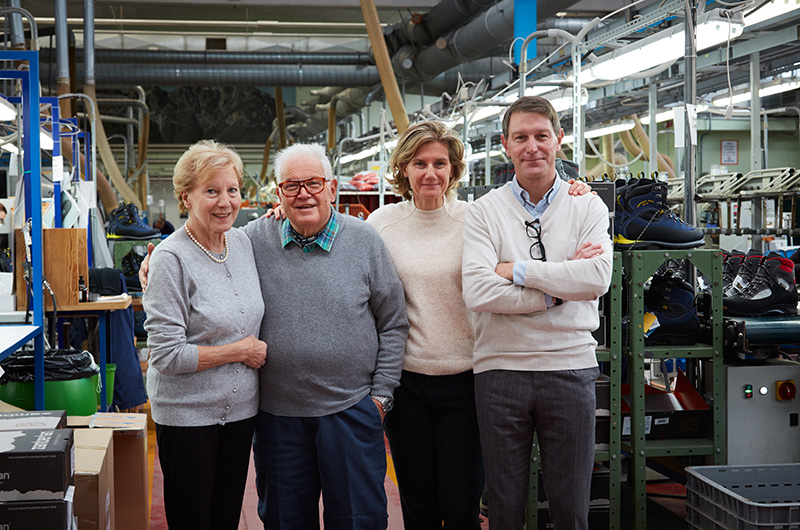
[107,203,160,240]
[614,179,705,250]
[723,255,798,316]
[644,273,700,345]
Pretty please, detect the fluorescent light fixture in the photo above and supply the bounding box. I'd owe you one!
[0,98,16,122]
[340,139,397,165]
[712,78,800,106]
[641,105,709,125]
[556,121,635,146]
[745,0,800,27]
[470,105,506,123]
[588,9,744,81]
[40,129,54,151]
[584,120,635,139]
[546,89,588,113]
[466,149,503,162]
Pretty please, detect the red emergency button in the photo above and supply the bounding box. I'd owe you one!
[776,380,797,401]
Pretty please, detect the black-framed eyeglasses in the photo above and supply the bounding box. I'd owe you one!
[525,219,546,261]
[277,177,329,197]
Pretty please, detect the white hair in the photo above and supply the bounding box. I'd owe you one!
[274,143,333,182]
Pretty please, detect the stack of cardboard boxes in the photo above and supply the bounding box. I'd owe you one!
[0,406,148,530]
[0,410,77,529]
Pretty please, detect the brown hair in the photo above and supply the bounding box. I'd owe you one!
[387,121,466,201]
[173,140,244,215]
[502,96,562,138]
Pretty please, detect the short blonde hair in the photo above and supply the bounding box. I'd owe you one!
[173,140,244,215]
[387,121,466,201]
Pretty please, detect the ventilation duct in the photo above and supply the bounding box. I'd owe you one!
[40,48,373,66]
[66,64,381,88]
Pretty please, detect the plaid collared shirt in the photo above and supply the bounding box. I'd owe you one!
[280,207,340,253]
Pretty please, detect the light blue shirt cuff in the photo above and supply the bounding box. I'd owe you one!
[513,260,555,307]
[513,261,526,286]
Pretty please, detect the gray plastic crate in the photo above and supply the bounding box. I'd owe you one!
[686,464,800,530]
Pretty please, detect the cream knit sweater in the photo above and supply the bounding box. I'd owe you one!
[367,199,474,375]
[462,184,613,374]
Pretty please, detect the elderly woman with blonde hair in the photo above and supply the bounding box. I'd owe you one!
[143,139,267,530]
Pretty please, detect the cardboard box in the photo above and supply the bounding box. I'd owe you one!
[0,428,74,501]
[0,410,67,431]
[69,414,147,530]
[74,429,115,530]
[621,369,711,439]
[0,400,24,413]
[0,486,78,530]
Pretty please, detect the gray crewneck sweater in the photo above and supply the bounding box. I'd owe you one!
[242,212,408,417]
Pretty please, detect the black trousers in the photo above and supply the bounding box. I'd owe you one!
[155,416,256,530]
[384,370,484,530]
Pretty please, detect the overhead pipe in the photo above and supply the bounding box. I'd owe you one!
[5,1,26,49]
[40,48,374,66]
[627,114,676,178]
[82,0,140,210]
[275,86,288,150]
[72,64,381,88]
[96,97,151,206]
[360,0,409,134]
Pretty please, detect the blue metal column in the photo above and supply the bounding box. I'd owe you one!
[514,0,538,64]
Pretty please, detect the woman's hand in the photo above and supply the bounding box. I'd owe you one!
[238,335,268,369]
[567,179,595,196]
[263,203,286,221]
[138,243,156,290]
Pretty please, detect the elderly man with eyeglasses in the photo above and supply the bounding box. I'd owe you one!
[461,96,613,530]
[239,142,408,529]
[139,143,407,529]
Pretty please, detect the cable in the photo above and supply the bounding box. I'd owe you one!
[724,10,735,119]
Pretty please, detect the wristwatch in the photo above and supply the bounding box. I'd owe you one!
[371,395,393,413]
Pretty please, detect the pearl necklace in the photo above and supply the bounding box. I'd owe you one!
[184,224,229,263]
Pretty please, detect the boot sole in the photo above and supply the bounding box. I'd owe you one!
[614,236,705,250]
[723,304,799,317]
[107,233,160,240]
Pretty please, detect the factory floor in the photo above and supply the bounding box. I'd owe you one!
[144,405,688,529]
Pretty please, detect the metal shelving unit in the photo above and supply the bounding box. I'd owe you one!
[621,249,725,530]
[0,50,46,408]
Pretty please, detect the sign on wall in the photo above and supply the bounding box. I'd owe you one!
[721,139,739,165]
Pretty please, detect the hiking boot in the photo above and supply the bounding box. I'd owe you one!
[644,273,700,345]
[726,250,765,297]
[614,179,705,250]
[120,249,144,292]
[107,203,160,240]
[723,256,798,316]
[722,250,747,294]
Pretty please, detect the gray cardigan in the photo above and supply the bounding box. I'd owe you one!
[143,227,264,427]
[243,212,408,417]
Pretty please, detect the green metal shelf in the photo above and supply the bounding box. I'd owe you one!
[622,248,725,530]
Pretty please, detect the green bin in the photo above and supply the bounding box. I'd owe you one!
[0,377,99,416]
[91,363,116,407]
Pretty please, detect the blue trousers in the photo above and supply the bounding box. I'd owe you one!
[253,395,388,530]
[475,368,599,530]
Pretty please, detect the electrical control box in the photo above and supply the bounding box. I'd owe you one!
[725,360,800,465]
